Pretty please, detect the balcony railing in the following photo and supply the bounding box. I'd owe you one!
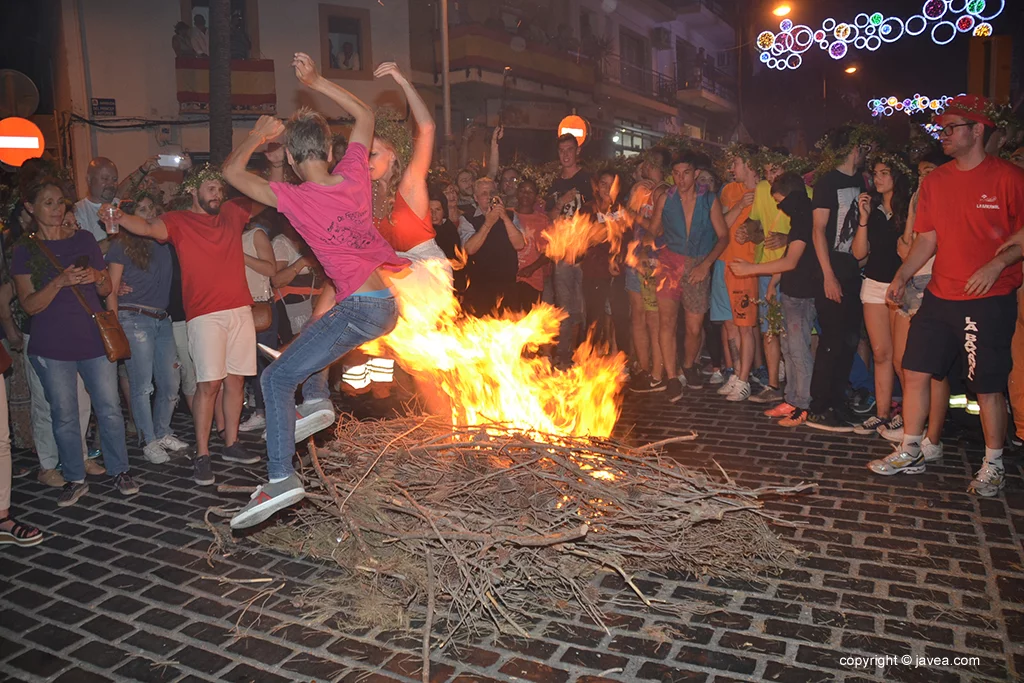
[679,67,736,103]
[598,59,677,105]
[434,24,595,91]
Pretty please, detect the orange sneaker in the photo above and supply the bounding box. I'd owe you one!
[764,402,796,418]
[778,409,808,428]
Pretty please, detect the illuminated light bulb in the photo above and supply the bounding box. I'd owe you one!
[973,22,992,36]
[773,4,791,17]
[757,31,776,49]
[780,19,793,31]
[870,12,883,25]
[834,23,851,40]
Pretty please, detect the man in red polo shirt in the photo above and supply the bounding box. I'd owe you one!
[103,166,261,487]
[878,95,1024,498]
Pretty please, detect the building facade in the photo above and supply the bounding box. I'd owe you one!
[55,0,413,192]
[409,0,738,165]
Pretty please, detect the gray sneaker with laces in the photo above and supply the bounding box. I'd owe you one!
[230,474,306,529]
[193,455,215,486]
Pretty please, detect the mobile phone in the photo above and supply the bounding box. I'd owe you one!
[74,255,90,269]
[157,154,183,168]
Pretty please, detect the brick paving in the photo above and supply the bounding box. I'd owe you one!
[1,386,1022,683]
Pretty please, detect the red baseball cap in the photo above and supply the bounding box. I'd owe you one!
[935,94,995,127]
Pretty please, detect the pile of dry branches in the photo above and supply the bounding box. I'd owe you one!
[218,414,812,679]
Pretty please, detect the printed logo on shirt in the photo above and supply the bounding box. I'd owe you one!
[976,194,1001,210]
[833,187,860,253]
[326,212,376,248]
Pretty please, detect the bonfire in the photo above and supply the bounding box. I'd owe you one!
[210,217,812,682]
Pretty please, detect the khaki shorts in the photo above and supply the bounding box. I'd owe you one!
[187,306,257,382]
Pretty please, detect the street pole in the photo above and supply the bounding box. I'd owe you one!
[440,0,453,169]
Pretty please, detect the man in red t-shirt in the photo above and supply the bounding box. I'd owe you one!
[103,167,261,487]
[879,95,1024,498]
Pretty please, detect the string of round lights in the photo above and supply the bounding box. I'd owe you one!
[756,0,1004,71]
[867,93,964,118]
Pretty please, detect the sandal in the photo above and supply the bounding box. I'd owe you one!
[0,516,44,547]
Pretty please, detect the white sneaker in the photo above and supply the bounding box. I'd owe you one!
[707,370,724,386]
[157,434,189,452]
[295,408,336,443]
[921,437,943,462]
[725,380,751,402]
[239,412,267,432]
[717,375,739,396]
[968,461,1005,497]
[879,414,904,442]
[143,442,170,464]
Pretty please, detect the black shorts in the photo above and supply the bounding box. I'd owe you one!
[903,290,1016,395]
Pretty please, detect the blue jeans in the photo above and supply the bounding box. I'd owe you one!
[30,354,129,482]
[543,262,584,365]
[262,295,398,480]
[779,294,816,411]
[120,311,179,445]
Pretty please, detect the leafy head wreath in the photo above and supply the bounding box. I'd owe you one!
[179,163,225,193]
[373,107,413,169]
[866,151,914,183]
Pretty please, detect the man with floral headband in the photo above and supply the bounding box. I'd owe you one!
[882,94,1024,498]
[102,163,263,488]
[805,125,875,432]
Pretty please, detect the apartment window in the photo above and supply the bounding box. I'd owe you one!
[319,4,372,80]
[618,28,650,93]
[182,0,259,58]
[612,120,655,156]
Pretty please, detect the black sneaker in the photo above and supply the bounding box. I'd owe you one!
[849,388,876,415]
[682,366,704,390]
[835,404,862,428]
[646,376,667,393]
[222,442,261,465]
[57,482,89,508]
[666,377,685,402]
[192,455,215,486]
[114,472,140,496]
[806,409,856,433]
[628,370,653,393]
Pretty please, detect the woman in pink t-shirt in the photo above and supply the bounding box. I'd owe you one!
[221,52,409,530]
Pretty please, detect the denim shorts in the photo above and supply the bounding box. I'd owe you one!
[899,274,931,317]
[624,266,641,294]
[709,261,732,323]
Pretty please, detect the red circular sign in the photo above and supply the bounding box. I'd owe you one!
[0,117,44,167]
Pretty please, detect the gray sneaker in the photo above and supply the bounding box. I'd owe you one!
[295,406,336,443]
[748,385,783,404]
[229,473,306,529]
[222,442,261,465]
[57,482,89,507]
[192,455,215,486]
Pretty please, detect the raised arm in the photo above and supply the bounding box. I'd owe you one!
[294,52,373,148]
[116,156,159,199]
[223,116,284,208]
[101,203,169,242]
[374,62,436,216]
[486,126,502,179]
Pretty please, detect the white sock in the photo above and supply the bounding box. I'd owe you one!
[901,434,923,457]
[984,447,1003,467]
[269,475,289,484]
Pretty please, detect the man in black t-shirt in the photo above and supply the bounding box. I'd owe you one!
[545,134,593,366]
[806,127,870,432]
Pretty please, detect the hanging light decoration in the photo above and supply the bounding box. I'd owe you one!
[756,1,1005,71]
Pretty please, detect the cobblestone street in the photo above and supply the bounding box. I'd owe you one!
[1,386,1022,683]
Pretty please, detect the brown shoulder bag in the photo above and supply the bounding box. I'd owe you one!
[32,237,131,363]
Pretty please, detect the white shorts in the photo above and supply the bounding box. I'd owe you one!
[187,306,257,383]
[860,278,891,305]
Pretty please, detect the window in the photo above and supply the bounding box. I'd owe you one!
[612,119,657,156]
[181,0,259,58]
[319,4,372,80]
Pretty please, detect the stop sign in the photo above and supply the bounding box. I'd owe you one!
[0,117,44,167]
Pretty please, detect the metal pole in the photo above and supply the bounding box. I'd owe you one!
[440,0,453,169]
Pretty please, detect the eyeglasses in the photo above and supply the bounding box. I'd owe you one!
[939,122,974,137]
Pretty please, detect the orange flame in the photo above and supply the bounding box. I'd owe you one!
[367,261,625,438]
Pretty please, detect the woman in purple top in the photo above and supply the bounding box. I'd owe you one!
[11,177,138,507]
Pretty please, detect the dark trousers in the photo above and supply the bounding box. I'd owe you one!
[583,277,612,347]
[704,315,724,368]
[609,273,630,356]
[253,304,281,411]
[809,275,863,414]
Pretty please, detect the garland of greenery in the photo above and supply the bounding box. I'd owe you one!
[867,151,914,183]
[812,123,887,183]
[179,163,225,193]
[374,107,413,169]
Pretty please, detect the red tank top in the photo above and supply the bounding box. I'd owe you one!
[376,191,436,253]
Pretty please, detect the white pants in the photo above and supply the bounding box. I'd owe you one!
[23,333,90,470]
[187,306,257,382]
